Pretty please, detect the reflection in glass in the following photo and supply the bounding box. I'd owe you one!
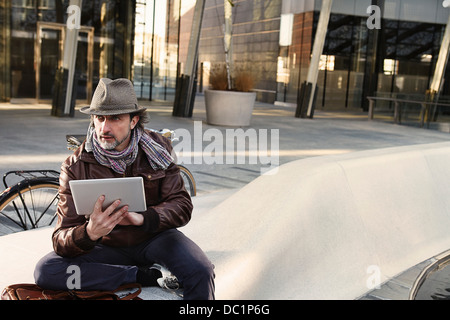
[133,0,179,102]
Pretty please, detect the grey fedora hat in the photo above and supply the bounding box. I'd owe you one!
[80,78,146,115]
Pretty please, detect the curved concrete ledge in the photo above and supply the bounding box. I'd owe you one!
[2,142,450,300]
[182,141,450,299]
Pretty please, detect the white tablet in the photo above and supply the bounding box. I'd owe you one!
[69,177,147,216]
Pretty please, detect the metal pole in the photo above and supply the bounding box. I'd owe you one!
[173,0,205,117]
[185,0,205,107]
[430,8,450,94]
[63,0,82,115]
[306,0,333,117]
[149,0,156,101]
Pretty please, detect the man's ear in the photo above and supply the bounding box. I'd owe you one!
[130,115,139,130]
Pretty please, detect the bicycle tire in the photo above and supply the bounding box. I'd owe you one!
[0,178,59,235]
[178,165,196,197]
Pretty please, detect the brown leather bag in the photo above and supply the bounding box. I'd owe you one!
[1,283,142,300]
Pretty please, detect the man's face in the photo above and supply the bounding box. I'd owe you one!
[93,114,139,151]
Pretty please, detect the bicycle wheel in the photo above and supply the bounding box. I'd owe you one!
[0,178,59,236]
[178,165,196,197]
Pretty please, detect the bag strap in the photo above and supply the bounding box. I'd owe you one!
[71,283,142,300]
[2,283,142,300]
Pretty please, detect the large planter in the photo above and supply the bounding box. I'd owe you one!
[205,90,256,126]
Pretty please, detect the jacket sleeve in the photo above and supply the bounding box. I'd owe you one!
[140,134,193,233]
[52,160,98,258]
[140,163,193,233]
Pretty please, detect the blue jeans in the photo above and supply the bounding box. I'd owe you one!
[34,229,215,300]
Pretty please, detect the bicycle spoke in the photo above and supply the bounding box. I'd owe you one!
[19,187,36,229]
[28,185,38,226]
[0,209,26,229]
[0,216,24,235]
[0,181,59,235]
[35,193,59,226]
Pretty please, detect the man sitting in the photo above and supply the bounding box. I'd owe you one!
[34,78,215,300]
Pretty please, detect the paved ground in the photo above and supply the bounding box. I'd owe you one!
[1,95,449,231]
[1,95,450,300]
[1,94,449,194]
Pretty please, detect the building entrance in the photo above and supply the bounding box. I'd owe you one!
[35,22,94,103]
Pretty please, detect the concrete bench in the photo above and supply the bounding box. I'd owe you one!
[182,141,450,299]
[2,142,450,299]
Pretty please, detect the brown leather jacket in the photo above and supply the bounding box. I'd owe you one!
[53,131,193,257]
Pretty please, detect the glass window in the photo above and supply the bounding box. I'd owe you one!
[9,0,134,99]
[317,14,368,110]
[133,0,180,102]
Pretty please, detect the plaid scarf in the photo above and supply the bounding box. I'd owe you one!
[85,126,173,174]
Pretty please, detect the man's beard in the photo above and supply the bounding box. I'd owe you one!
[99,130,131,150]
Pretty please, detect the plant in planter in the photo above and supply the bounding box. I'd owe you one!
[205,66,256,126]
[209,65,254,92]
[204,0,257,127]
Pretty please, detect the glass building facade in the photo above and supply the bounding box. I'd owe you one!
[2,0,135,101]
[199,0,282,103]
[286,0,449,111]
[0,0,183,103]
[197,0,450,111]
[0,0,450,113]
[133,0,183,101]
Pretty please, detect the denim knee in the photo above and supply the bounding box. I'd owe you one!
[182,259,215,300]
[34,252,70,290]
